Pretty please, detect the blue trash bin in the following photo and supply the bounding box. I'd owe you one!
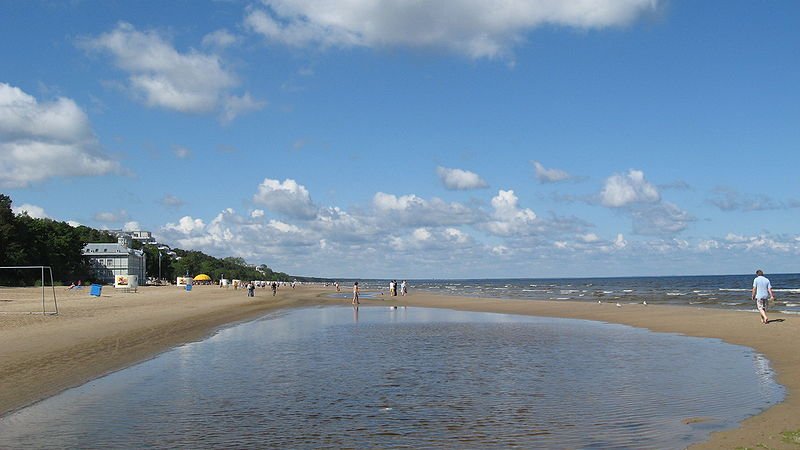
[185,284,192,292]
[90,284,102,297]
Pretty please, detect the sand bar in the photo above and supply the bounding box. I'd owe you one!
[0,285,798,449]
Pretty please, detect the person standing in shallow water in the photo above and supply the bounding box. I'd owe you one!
[752,269,775,324]
[352,281,360,305]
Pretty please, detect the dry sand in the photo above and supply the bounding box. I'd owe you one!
[1,284,798,449]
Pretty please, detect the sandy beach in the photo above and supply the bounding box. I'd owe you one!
[1,285,798,449]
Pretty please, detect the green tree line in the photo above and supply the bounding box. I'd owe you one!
[136,245,291,283]
[0,194,292,286]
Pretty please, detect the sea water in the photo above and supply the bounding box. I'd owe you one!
[0,307,784,449]
[354,273,800,313]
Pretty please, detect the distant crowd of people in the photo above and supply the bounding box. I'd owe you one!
[242,280,288,297]
[322,279,410,306]
[387,280,407,297]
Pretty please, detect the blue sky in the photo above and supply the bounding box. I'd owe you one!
[2,0,798,278]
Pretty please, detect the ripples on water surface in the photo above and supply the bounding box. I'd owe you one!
[0,307,784,449]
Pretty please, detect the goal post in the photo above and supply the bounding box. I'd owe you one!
[0,266,59,315]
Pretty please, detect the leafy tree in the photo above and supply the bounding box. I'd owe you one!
[0,194,294,285]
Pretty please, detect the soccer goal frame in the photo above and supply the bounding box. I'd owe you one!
[0,266,59,315]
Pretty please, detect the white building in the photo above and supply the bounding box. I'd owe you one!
[129,230,156,245]
[83,234,146,284]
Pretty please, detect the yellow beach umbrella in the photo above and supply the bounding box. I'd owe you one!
[193,274,212,281]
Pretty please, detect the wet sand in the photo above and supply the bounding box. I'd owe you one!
[1,285,798,449]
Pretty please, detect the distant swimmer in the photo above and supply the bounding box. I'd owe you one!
[752,269,775,324]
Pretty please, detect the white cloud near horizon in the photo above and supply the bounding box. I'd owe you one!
[598,169,693,236]
[245,0,659,60]
[708,187,793,212]
[122,221,142,232]
[12,203,48,219]
[94,210,129,223]
[151,186,800,278]
[80,22,264,122]
[0,82,120,188]
[437,166,488,190]
[372,192,481,227]
[630,202,693,235]
[164,216,206,234]
[533,161,571,183]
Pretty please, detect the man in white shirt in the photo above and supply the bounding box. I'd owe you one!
[752,269,775,324]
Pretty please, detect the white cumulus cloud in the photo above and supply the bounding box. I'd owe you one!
[81,22,263,122]
[373,192,423,211]
[122,221,142,232]
[12,203,48,219]
[0,82,120,188]
[253,178,317,219]
[372,192,480,227]
[484,189,538,236]
[245,0,658,60]
[164,216,206,234]
[437,166,488,190]
[600,169,660,207]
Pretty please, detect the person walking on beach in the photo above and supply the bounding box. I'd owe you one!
[353,281,360,305]
[247,282,255,298]
[401,280,407,296]
[271,281,278,296]
[752,269,775,324]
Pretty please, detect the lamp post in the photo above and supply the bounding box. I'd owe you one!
[158,250,162,284]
